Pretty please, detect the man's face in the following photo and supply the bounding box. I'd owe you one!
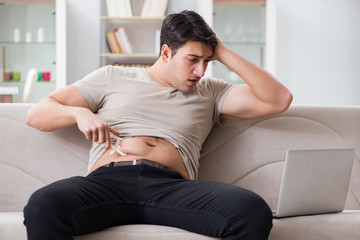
[165,41,213,92]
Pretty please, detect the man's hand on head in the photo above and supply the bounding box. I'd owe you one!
[211,31,228,63]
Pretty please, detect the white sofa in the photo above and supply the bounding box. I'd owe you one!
[1,103,359,240]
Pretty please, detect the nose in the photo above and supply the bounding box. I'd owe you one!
[193,62,207,77]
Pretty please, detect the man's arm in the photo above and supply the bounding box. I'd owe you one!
[213,37,293,120]
[25,85,119,149]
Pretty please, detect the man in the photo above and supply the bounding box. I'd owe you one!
[24,10,292,240]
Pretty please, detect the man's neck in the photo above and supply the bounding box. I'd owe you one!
[146,60,171,87]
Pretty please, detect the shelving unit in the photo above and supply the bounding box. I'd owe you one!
[0,1,57,102]
[100,0,165,67]
[100,17,163,66]
[99,0,215,68]
[101,16,164,21]
[212,2,266,84]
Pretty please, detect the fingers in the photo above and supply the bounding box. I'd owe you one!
[109,127,121,136]
[92,129,99,142]
[76,111,119,149]
[81,121,111,147]
[103,128,111,150]
[104,127,121,150]
[95,126,121,150]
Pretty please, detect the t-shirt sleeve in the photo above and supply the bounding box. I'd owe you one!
[206,77,236,123]
[72,66,110,112]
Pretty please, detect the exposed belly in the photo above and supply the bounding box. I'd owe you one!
[89,136,189,179]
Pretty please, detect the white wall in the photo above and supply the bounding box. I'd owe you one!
[267,0,360,106]
[66,0,101,85]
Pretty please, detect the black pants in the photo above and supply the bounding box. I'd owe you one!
[23,164,273,240]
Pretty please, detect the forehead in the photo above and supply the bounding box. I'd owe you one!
[176,41,213,58]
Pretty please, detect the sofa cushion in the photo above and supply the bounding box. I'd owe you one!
[75,224,217,240]
[270,210,360,240]
[0,212,216,240]
[0,212,27,240]
[3,211,359,240]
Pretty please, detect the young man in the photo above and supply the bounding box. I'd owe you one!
[24,10,292,240]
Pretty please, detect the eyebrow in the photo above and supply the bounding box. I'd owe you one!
[187,54,213,60]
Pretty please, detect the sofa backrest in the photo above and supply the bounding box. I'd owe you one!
[0,104,91,212]
[198,106,360,210]
[1,104,359,212]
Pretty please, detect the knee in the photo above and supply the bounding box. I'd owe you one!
[247,192,273,234]
[24,186,61,224]
[23,180,77,228]
[230,189,273,239]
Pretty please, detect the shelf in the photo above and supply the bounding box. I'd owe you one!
[1,80,55,85]
[214,0,266,6]
[0,86,18,95]
[101,53,158,58]
[223,41,265,46]
[0,41,56,45]
[101,16,165,21]
[0,0,55,3]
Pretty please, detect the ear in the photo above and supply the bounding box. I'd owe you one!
[160,44,171,63]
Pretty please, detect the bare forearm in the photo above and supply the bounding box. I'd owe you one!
[216,46,291,106]
[25,96,86,132]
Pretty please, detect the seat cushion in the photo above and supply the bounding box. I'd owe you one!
[2,211,360,240]
[0,212,217,240]
[270,210,360,240]
[0,212,27,240]
[75,224,218,240]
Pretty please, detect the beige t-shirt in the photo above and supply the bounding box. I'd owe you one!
[72,65,235,180]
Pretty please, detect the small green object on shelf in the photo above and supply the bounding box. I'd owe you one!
[12,72,21,82]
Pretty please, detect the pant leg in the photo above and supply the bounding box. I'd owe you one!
[23,166,141,240]
[140,166,273,240]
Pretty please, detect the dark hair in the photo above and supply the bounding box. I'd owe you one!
[160,10,218,56]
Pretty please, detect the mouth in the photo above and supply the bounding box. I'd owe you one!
[188,77,200,86]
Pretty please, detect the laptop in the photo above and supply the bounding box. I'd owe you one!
[272,148,355,218]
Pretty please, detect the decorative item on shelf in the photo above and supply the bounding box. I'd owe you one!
[37,28,44,43]
[14,28,20,43]
[12,72,21,82]
[26,31,32,43]
[3,71,21,82]
[42,72,51,81]
[141,0,168,17]
[37,72,42,81]
[105,0,133,17]
[23,68,38,103]
[4,72,12,82]
[37,71,51,82]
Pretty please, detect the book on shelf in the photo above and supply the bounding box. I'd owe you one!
[106,32,122,53]
[114,27,133,54]
[154,29,161,54]
[106,0,133,17]
[141,0,168,17]
[113,32,124,53]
